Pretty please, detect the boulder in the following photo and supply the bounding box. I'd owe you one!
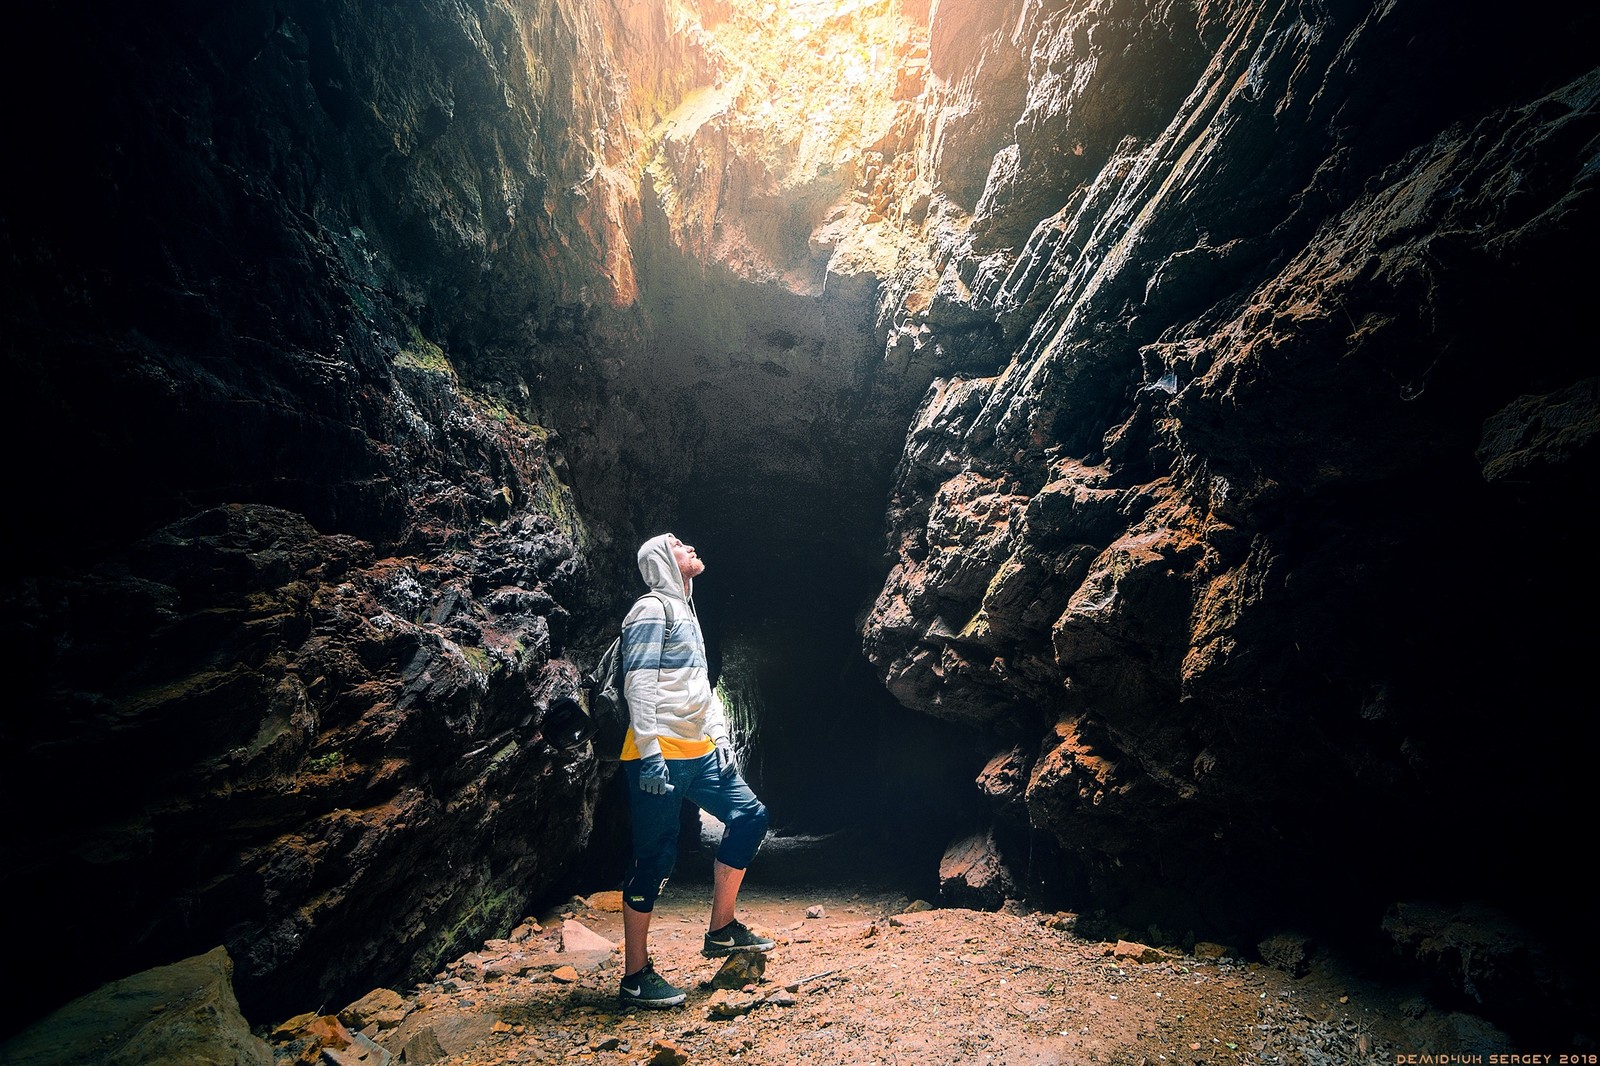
[0,946,271,1066]
[938,828,1017,911]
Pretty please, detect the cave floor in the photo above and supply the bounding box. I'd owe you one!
[288,849,1503,1066]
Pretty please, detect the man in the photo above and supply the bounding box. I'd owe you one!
[616,533,773,1008]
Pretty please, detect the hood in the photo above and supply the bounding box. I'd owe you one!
[637,534,690,601]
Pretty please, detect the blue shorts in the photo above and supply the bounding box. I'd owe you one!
[621,753,768,912]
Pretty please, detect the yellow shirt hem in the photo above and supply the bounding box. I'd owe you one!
[619,729,715,760]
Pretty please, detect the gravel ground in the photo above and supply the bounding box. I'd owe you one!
[268,847,1527,1066]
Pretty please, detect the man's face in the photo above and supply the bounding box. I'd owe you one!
[669,536,705,581]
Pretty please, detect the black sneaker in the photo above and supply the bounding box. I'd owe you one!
[617,960,686,1008]
[702,919,776,957]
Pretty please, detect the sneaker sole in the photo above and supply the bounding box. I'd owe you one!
[701,943,776,958]
[618,993,686,1008]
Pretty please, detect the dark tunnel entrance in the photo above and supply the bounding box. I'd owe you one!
[685,489,982,833]
[561,374,997,903]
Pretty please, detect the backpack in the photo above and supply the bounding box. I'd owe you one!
[582,592,669,761]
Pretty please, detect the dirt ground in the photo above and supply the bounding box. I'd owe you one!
[274,832,1526,1065]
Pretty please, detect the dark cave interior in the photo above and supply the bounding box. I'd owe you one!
[561,438,996,906]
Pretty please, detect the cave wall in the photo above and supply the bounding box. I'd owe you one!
[0,0,708,1033]
[856,0,1600,1036]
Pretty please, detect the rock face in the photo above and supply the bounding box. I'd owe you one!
[858,0,1600,1040]
[0,946,271,1066]
[3,0,1597,1047]
[9,500,596,1020]
[2,0,621,1033]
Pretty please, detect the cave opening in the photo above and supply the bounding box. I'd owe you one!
[562,326,992,902]
[530,0,998,902]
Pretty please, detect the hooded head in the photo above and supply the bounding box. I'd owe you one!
[637,533,700,599]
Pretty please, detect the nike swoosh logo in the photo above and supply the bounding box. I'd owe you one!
[621,985,642,997]
[707,936,735,947]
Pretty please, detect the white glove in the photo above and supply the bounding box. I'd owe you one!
[713,738,736,778]
[638,753,672,795]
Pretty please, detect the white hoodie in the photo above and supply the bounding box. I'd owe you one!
[618,534,730,760]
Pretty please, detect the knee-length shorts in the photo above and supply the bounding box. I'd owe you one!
[621,752,768,912]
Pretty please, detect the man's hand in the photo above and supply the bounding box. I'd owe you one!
[638,753,672,796]
[714,738,736,778]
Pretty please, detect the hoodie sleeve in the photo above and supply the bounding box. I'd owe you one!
[703,685,729,746]
[621,595,666,759]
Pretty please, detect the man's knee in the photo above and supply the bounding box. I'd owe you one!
[741,798,769,841]
[623,868,673,913]
[719,798,768,870]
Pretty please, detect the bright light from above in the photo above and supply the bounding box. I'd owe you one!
[676,0,915,174]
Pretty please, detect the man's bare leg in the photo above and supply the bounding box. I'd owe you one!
[623,902,653,974]
[709,859,745,931]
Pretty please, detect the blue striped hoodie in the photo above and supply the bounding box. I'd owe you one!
[618,534,729,761]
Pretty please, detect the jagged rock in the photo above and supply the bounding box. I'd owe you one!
[0,946,271,1066]
[857,7,1600,1036]
[1111,940,1175,965]
[1382,901,1577,1033]
[938,829,1017,911]
[378,1005,501,1063]
[462,955,506,984]
[322,1032,391,1066]
[585,890,625,912]
[396,1028,447,1066]
[272,1014,370,1065]
[976,746,1031,811]
[1257,934,1314,979]
[337,988,409,1032]
[507,919,543,944]
[706,988,761,1019]
[645,1039,690,1065]
[708,951,767,990]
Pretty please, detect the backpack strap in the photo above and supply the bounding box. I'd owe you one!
[636,590,675,634]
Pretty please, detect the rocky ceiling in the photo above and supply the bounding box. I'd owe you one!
[3,0,1598,1046]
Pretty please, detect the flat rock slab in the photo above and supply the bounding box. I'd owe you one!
[561,918,617,953]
